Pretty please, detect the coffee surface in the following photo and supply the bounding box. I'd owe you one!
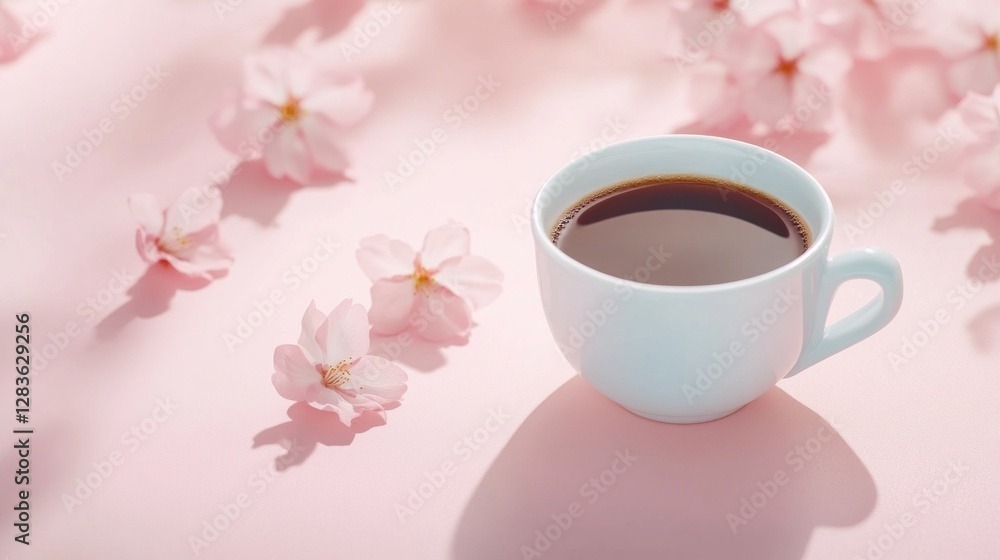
[551,175,810,286]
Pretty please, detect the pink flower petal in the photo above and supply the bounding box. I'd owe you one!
[958,88,1000,138]
[688,63,742,128]
[350,356,408,404]
[128,193,165,235]
[263,125,311,184]
[320,299,370,364]
[800,45,853,85]
[738,0,797,26]
[742,73,793,128]
[368,278,418,335]
[298,301,326,364]
[435,255,504,309]
[164,188,223,236]
[414,285,473,342]
[420,224,471,271]
[209,97,278,159]
[357,235,417,281]
[299,115,350,173]
[243,51,291,107]
[717,25,780,80]
[134,230,160,264]
[948,50,1000,97]
[272,344,322,402]
[301,76,374,128]
[305,385,364,425]
[161,253,221,280]
[162,226,233,278]
[790,74,835,132]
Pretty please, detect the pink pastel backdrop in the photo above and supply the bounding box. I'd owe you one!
[1,1,998,559]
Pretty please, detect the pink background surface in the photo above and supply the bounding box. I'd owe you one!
[2,1,999,558]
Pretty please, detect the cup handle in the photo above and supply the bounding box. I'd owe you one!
[786,248,903,377]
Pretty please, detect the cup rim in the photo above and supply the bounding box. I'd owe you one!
[531,134,834,293]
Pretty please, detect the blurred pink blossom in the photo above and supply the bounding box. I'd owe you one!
[801,0,903,60]
[357,224,504,342]
[668,0,796,64]
[272,300,407,425]
[931,1,1000,97]
[955,85,1000,208]
[1,4,27,62]
[128,189,232,280]
[210,47,373,184]
[706,16,852,132]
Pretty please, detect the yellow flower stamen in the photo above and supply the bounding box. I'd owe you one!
[412,266,436,295]
[156,226,192,255]
[279,97,303,123]
[986,34,998,52]
[322,358,352,388]
[776,57,798,77]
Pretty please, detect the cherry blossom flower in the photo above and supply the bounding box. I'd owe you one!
[356,224,504,342]
[712,16,852,131]
[272,300,407,425]
[955,85,1000,208]
[128,189,232,280]
[801,0,904,60]
[210,47,373,184]
[936,0,1000,97]
[668,0,796,65]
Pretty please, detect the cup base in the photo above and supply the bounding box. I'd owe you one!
[623,405,744,424]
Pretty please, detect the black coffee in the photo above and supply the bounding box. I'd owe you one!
[552,175,810,286]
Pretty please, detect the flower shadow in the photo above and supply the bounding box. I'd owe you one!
[673,116,831,168]
[251,402,389,471]
[452,377,876,560]
[219,160,351,226]
[261,0,368,45]
[369,330,470,373]
[95,262,217,339]
[932,195,1000,284]
[969,304,1000,352]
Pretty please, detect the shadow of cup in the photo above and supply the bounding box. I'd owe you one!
[452,377,876,560]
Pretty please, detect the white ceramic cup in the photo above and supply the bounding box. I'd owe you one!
[532,135,903,423]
